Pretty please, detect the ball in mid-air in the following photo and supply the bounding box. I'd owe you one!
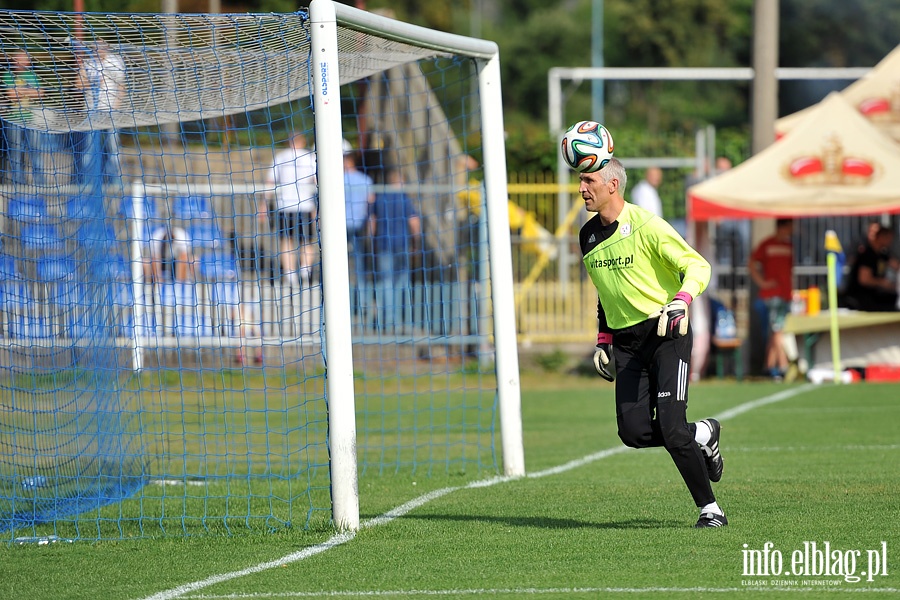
[560,121,614,173]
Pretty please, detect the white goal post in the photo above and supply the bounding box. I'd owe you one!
[310,0,524,529]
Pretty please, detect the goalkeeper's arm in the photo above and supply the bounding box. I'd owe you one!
[592,298,615,382]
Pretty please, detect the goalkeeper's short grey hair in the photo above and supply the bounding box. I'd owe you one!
[600,158,627,195]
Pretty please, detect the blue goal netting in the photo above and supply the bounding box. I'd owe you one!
[0,5,505,541]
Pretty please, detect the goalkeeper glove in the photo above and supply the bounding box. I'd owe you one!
[653,292,693,339]
[593,332,615,382]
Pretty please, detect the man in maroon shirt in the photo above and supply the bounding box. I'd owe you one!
[749,219,794,380]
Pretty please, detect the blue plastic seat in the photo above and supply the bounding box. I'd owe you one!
[76,221,118,252]
[199,251,241,309]
[20,224,65,252]
[36,256,77,282]
[65,196,106,220]
[199,250,239,282]
[36,255,79,308]
[7,195,47,223]
[188,220,224,250]
[173,195,212,219]
[0,255,20,281]
[90,253,130,282]
[119,196,158,221]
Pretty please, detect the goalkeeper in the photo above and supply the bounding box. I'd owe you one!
[578,158,726,528]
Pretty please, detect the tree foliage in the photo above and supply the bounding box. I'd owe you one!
[4,0,899,171]
[779,0,900,115]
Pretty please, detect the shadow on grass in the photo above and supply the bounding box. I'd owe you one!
[364,512,681,529]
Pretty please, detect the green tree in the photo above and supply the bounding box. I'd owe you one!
[7,0,898,172]
[779,0,900,115]
[781,0,900,67]
[589,0,753,132]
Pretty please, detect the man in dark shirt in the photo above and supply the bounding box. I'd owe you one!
[840,225,898,312]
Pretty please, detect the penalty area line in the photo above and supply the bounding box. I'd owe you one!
[138,384,815,600]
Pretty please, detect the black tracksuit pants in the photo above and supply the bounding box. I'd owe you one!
[612,319,715,508]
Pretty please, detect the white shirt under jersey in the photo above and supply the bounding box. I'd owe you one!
[271,146,317,213]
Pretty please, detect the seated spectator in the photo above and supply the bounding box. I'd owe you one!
[840,225,898,312]
[854,219,900,272]
[149,225,192,283]
[148,225,199,336]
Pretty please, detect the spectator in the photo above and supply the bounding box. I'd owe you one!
[854,219,900,272]
[2,50,60,185]
[343,140,375,328]
[217,235,262,366]
[260,133,318,286]
[72,40,126,185]
[372,166,421,334]
[685,156,741,380]
[714,156,732,174]
[840,224,899,312]
[149,224,192,284]
[148,224,196,335]
[749,218,795,380]
[630,166,663,217]
[456,154,485,266]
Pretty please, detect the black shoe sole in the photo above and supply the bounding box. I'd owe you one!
[702,418,724,483]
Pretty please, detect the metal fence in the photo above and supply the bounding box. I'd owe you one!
[507,173,900,344]
[3,176,896,353]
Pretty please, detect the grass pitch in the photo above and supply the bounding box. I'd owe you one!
[2,376,898,599]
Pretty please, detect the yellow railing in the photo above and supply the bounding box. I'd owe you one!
[507,172,598,343]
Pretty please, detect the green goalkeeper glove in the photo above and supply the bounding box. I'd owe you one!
[593,332,615,382]
[652,291,692,339]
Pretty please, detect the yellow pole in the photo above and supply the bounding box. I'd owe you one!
[824,230,843,384]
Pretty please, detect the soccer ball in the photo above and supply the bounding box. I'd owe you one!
[560,121,614,173]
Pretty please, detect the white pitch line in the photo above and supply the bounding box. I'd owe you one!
[138,384,815,600]
[714,384,814,421]
[139,533,357,600]
[182,585,900,598]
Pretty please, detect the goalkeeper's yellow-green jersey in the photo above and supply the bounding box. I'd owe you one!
[581,202,710,330]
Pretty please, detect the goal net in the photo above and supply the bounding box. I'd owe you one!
[0,0,522,540]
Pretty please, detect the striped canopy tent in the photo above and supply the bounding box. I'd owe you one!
[688,93,900,221]
[776,44,900,142]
